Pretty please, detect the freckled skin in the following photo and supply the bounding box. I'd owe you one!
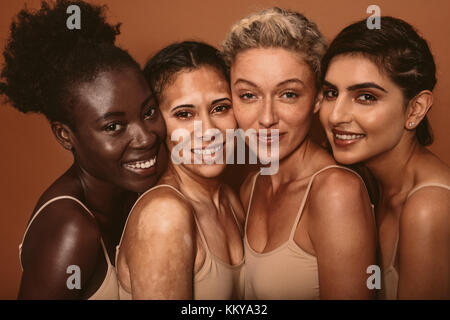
[233,48,377,299]
[18,67,167,299]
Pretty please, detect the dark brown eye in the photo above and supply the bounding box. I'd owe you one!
[144,107,157,120]
[104,122,125,132]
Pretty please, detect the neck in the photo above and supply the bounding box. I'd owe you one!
[168,163,222,206]
[73,163,136,224]
[365,135,419,198]
[266,137,318,191]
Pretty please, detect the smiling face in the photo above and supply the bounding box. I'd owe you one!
[159,65,236,178]
[68,67,166,193]
[319,54,408,165]
[230,47,318,162]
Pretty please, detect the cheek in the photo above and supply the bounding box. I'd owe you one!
[232,102,258,130]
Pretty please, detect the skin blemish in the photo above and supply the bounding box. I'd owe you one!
[184,233,192,248]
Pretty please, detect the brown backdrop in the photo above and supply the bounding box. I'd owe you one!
[0,0,449,299]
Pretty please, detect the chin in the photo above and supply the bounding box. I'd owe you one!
[193,163,227,179]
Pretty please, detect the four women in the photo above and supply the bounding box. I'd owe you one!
[2,0,447,300]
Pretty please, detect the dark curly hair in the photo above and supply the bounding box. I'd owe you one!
[321,16,436,146]
[143,41,229,103]
[0,0,140,124]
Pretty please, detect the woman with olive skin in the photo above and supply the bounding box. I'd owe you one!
[0,0,166,299]
[319,17,449,299]
[222,7,377,299]
[116,42,245,300]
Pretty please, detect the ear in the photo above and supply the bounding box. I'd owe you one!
[405,90,433,130]
[51,121,74,151]
[313,91,323,114]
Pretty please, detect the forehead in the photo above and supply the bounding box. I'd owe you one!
[325,54,392,86]
[160,66,230,108]
[231,47,314,86]
[73,67,150,117]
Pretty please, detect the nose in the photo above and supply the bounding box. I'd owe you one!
[129,123,157,149]
[328,95,353,126]
[196,113,221,142]
[258,98,278,128]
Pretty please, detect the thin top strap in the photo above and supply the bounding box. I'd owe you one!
[244,170,262,233]
[116,184,188,251]
[406,183,450,200]
[288,165,367,240]
[19,196,112,269]
[389,183,450,267]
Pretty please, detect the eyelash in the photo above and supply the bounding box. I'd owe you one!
[323,89,338,101]
[174,110,193,119]
[211,104,231,114]
[239,92,256,100]
[144,106,158,120]
[356,93,377,104]
[103,122,125,133]
[322,89,378,105]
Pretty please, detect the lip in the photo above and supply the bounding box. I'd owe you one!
[122,154,158,176]
[332,129,366,147]
[256,132,287,145]
[191,142,226,156]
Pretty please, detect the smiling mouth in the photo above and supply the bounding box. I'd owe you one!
[332,130,366,146]
[123,156,157,170]
[191,143,224,156]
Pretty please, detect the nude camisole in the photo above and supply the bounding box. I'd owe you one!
[244,165,369,300]
[116,184,245,300]
[19,196,119,300]
[381,183,450,300]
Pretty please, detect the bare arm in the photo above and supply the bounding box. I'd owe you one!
[122,189,196,299]
[18,200,101,299]
[397,188,449,299]
[308,169,377,299]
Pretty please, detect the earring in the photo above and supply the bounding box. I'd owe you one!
[408,122,414,127]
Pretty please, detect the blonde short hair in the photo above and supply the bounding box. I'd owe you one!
[222,7,327,88]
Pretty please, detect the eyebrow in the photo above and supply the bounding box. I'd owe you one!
[323,80,388,93]
[170,97,231,112]
[96,94,155,122]
[233,78,304,88]
[96,111,125,123]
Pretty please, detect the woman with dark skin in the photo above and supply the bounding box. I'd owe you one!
[0,0,166,299]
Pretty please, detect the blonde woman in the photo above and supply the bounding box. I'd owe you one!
[222,7,377,299]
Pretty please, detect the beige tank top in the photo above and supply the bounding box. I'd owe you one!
[116,184,245,300]
[244,165,368,300]
[19,196,119,300]
[381,183,450,300]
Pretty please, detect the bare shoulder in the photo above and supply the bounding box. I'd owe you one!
[309,167,371,216]
[19,198,101,298]
[239,170,260,214]
[122,185,195,252]
[402,184,450,234]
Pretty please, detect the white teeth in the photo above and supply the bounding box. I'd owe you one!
[335,133,365,140]
[124,156,156,169]
[192,144,223,155]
